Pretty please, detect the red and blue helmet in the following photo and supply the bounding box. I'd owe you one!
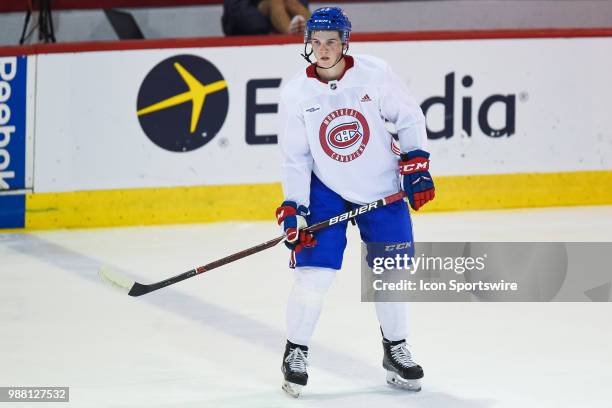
[305,7,352,44]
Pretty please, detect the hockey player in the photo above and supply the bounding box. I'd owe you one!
[276,7,435,397]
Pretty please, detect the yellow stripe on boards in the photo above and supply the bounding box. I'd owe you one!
[25,183,284,230]
[426,171,612,212]
[14,170,612,230]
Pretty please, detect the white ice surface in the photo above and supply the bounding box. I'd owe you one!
[1,206,612,408]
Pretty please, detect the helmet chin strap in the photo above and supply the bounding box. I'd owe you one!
[300,43,314,64]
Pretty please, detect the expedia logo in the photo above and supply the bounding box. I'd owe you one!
[421,72,516,139]
[136,55,229,152]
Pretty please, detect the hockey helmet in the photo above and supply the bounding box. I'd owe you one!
[305,7,352,44]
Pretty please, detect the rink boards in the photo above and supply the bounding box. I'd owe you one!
[0,30,611,229]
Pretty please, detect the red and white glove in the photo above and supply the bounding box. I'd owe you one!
[399,149,436,211]
[275,201,317,252]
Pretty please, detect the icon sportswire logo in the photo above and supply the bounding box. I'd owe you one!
[136,55,229,152]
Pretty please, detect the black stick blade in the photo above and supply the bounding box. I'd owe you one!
[127,282,153,297]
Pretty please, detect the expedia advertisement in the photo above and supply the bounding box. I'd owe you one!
[0,56,27,228]
[31,37,612,194]
[136,54,229,153]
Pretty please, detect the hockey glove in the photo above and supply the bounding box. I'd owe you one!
[276,201,317,252]
[399,149,435,211]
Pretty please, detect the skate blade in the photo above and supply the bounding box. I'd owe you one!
[386,371,422,392]
[282,381,303,398]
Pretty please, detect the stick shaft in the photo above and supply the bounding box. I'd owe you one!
[126,191,405,296]
[127,236,285,296]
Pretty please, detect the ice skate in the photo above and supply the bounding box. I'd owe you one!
[281,341,309,397]
[382,338,423,391]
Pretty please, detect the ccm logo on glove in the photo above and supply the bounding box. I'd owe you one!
[399,158,429,174]
[398,150,435,211]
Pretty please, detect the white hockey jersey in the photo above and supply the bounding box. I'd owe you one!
[278,55,427,207]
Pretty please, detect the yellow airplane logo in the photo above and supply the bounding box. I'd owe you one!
[137,62,227,133]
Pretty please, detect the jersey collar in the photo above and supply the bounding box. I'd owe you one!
[306,55,354,84]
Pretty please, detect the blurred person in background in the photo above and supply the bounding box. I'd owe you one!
[222,0,310,36]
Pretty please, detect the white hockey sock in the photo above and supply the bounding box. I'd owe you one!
[286,266,336,346]
[376,302,409,341]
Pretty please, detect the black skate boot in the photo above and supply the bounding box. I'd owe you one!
[281,340,309,397]
[382,338,424,391]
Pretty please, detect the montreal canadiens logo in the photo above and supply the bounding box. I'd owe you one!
[329,122,361,149]
[319,108,370,162]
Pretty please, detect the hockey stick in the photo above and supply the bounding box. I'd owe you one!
[99,191,406,297]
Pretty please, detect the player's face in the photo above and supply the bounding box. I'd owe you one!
[310,31,344,68]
